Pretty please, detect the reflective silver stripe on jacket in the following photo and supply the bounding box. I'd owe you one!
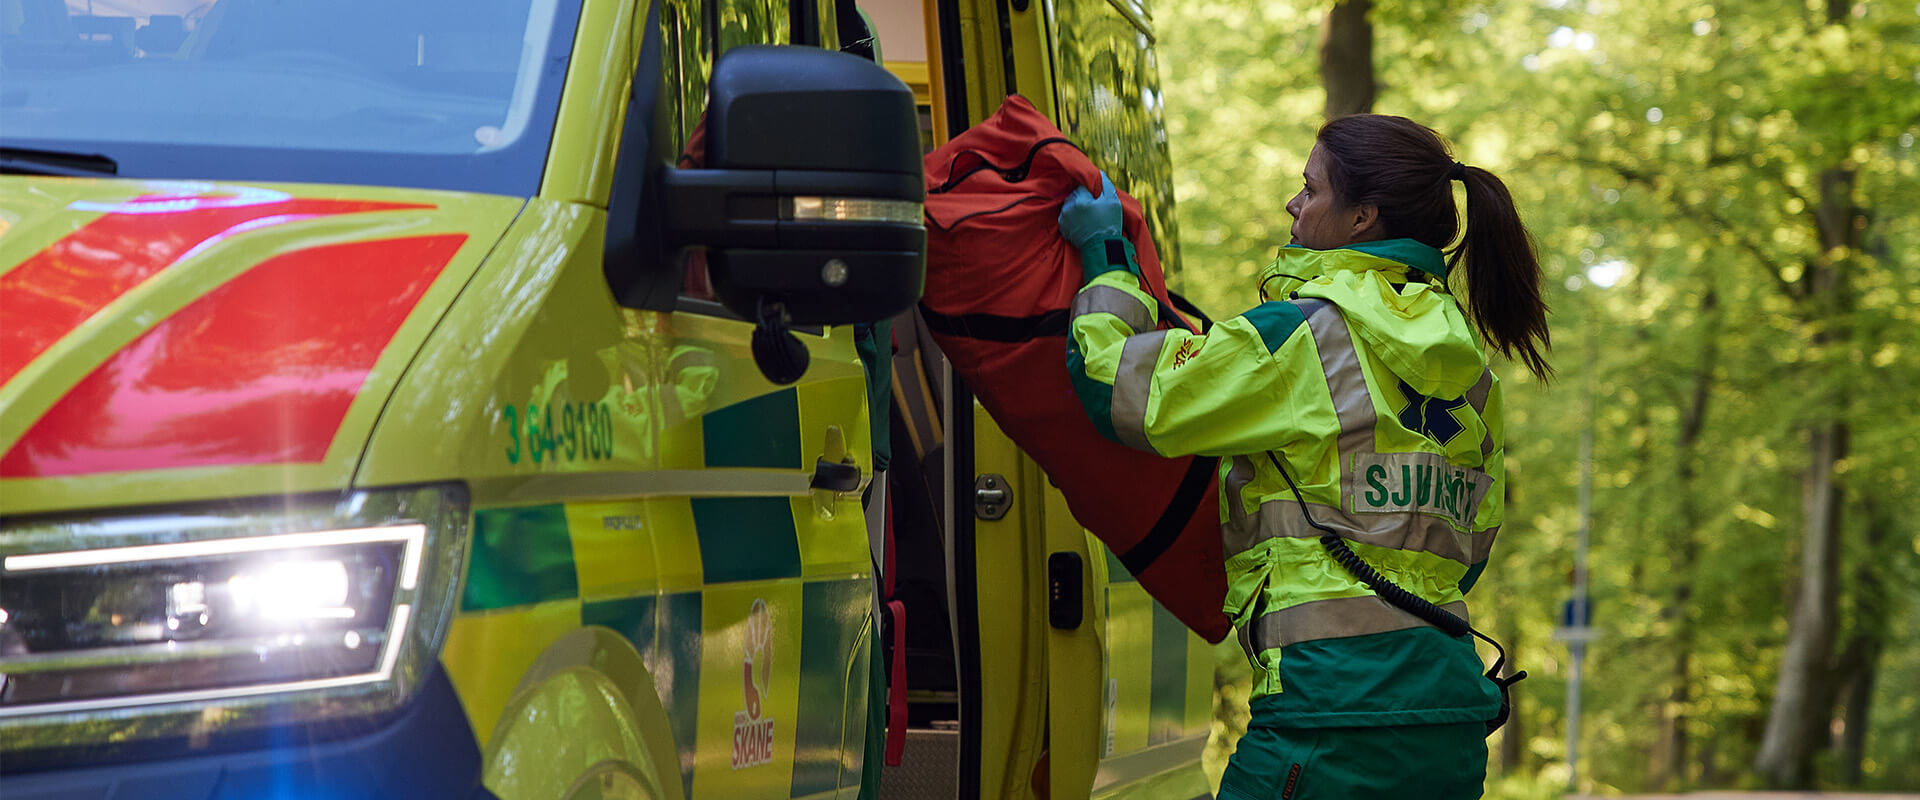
[1464,368,1492,412]
[1110,329,1167,453]
[1473,525,1500,565]
[1460,371,1498,552]
[1224,455,1258,525]
[1222,498,1476,565]
[1072,283,1155,334]
[1300,301,1376,458]
[1465,368,1495,458]
[1245,596,1472,653]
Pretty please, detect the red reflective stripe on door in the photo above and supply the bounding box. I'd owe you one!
[0,234,467,478]
[0,195,430,386]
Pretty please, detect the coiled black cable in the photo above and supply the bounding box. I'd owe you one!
[1263,452,1470,634]
[1165,290,1214,334]
[1262,451,1525,734]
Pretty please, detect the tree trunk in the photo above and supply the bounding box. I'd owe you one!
[1833,501,1890,786]
[1752,2,1862,758]
[1659,650,1692,788]
[1698,737,1719,787]
[1318,0,1373,119]
[1654,502,1697,788]
[1834,637,1882,786]
[1754,161,1858,788]
[1755,420,1846,788]
[1653,289,1715,791]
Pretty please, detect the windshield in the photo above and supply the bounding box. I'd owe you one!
[0,0,582,195]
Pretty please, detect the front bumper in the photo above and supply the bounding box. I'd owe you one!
[0,666,495,799]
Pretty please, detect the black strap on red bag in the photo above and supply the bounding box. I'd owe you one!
[882,488,907,765]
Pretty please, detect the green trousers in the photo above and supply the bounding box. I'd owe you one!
[1217,721,1487,800]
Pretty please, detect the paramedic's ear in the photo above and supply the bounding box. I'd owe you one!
[1350,203,1382,242]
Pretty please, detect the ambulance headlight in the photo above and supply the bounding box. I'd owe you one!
[0,486,467,747]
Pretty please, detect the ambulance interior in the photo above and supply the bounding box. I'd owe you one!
[863,1,979,794]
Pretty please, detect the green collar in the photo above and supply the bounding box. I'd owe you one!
[1283,239,1449,280]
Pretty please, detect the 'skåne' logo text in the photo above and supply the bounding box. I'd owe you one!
[732,598,776,770]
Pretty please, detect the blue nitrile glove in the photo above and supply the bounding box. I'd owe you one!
[1058,172,1138,280]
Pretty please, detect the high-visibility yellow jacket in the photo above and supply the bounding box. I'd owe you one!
[1067,239,1503,727]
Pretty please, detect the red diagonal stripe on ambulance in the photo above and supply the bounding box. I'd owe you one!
[0,194,430,386]
[0,234,468,478]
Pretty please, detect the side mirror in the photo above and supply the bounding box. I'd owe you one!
[661,45,926,326]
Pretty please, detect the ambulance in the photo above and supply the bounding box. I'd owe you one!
[0,0,1213,797]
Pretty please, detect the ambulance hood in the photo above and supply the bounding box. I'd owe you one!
[0,178,525,513]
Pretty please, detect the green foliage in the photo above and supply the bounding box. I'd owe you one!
[1868,591,1920,788]
[1162,0,1920,792]
[1202,640,1254,794]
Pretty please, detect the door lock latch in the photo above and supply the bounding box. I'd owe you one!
[973,473,1011,520]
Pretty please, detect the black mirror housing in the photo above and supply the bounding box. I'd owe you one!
[707,46,921,174]
[664,45,926,326]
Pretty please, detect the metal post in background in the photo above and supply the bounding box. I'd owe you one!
[1556,260,1620,795]
[1567,413,1592,794]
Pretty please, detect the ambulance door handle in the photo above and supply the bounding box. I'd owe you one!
[1048,552,1083,629]
[811,458,861,492]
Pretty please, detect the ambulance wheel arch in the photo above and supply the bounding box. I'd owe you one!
[482,626,687,800]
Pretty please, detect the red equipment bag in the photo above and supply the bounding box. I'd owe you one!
[920,95,1231,643]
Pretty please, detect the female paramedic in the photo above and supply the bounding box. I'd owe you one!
[1059,114,1551,799]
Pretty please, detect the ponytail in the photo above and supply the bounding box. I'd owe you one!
[1452,167,1553,380]
[1316,115,1554,380]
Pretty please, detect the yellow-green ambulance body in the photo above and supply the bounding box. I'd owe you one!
[0,0,1213,797]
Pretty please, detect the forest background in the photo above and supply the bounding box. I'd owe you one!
[1151,0,1920,796]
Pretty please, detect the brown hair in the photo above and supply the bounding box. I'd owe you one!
[1315,114,1553,380]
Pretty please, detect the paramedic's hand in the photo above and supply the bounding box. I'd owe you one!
[1060,172,1135,281]
[1058,172,1123,251]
